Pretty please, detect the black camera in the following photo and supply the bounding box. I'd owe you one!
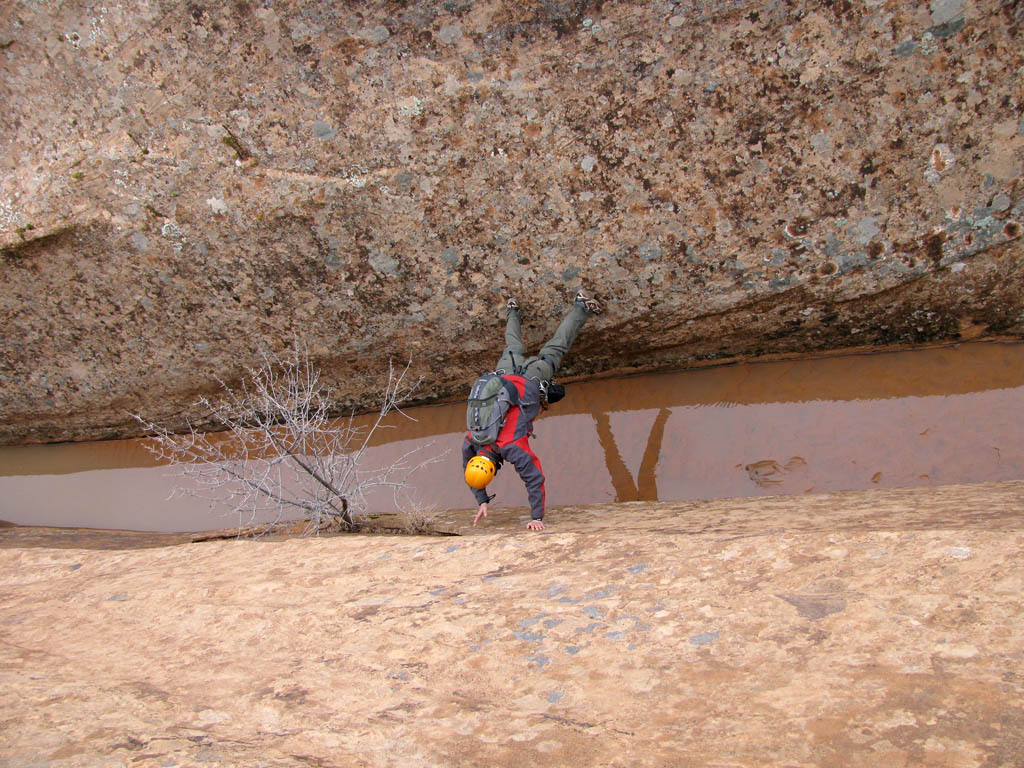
[546,383,566,404]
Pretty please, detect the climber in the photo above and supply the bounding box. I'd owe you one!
[462,288,602,531]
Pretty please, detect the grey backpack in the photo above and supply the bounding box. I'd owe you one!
[466,373,520,447]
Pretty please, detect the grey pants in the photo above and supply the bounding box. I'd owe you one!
[495,303,591,385]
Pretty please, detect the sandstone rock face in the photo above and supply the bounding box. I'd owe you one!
[2,1,1023,443]
[2,481,1023,766]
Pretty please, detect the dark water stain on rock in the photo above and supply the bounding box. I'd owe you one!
[925,231,947,263]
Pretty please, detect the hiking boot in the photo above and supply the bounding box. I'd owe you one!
[574,288,602,315]
[506,298,520,316]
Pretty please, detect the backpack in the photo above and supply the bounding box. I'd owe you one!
[466,372,520,447]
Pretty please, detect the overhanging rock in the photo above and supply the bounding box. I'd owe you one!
[1,0,1022,443]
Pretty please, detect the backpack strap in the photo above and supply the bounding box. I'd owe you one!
[507,351,527,376]
[500,376,521,406]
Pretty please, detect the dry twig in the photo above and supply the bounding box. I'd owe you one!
[134,345,445,536]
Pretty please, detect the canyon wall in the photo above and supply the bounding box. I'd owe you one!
[2,0,1022,443]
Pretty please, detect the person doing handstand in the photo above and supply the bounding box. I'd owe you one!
[462,288,601,531]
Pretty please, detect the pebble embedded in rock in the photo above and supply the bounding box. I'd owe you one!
[359,25,390,44]
[990,194,1011,213]
[438,24,461,44]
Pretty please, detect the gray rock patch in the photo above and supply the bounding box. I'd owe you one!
[824,234,843,258]
[855,217,881,245]
[930,0,963,25]
[368,251,399,276]
[990,194,1012,213]
[810,131,830,155]
[690,631,720,645]
[312,121,336,139]
[929,17,964,38]
[894,39,918,57]
[359,25,390,44]
[837,251,869,274]
[639,241,662,262]
[438,24,462,44]
[514,631,544,643]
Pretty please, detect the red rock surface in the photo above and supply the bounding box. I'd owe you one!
[2,481,1022,766]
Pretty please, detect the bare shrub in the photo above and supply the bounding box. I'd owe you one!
[133,345,444,536]
[394,502,447,536]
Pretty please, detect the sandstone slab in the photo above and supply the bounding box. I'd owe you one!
[1,481,1023,766]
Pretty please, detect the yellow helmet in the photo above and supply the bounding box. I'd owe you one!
[465,455,496,490]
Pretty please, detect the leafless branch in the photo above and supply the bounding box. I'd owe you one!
[133,343,446,536]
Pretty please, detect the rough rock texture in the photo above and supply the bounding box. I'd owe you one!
[2,481,1023,766]
[2,0,1023,443]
